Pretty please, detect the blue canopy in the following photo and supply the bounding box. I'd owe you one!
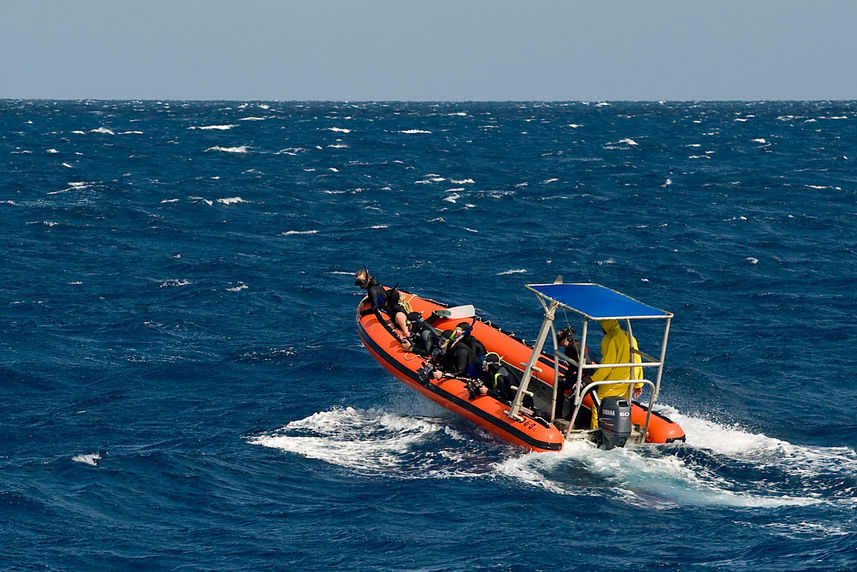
[526,283,672,320]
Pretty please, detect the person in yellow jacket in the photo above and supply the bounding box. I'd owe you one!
[588,319,644,429]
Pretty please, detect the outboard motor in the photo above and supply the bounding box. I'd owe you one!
[596,396,632,450]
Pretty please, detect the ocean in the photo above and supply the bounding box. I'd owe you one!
[2,100,856,570]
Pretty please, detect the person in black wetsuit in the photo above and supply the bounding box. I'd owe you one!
[479,352,516,403]
[452,320,486,360]
[556,326,592,420]
[355,269,409,337]
[402,312,441,357]
[439,330,480,379]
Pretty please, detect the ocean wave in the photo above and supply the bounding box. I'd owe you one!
[72,452,102,466]
[189,124,237,130]
[216,197,247,205]
[280,230,319,236]
[204,146,249,154]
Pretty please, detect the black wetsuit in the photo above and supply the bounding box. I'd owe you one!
[359,277,387,316]
[441,340,480,379]
[481,365,516,403]
[409,320,440,356]
[458,334,486,360]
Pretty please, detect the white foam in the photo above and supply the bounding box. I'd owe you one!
[450,178,475,184]
[226,282,248,292]
[249,408,464,473]
[204,146,249,154]
[326,127,351,133]
[189,124,237,130]
[280,229,318,236]
[159,279,190,288]
[618,138,638,146]
[752,138,767,144]
[541,178,559,184]
[746,257,759,264]
[46,148,59,154]
[239,116,267,121]
[90,127,115,135]
[72,453,101,466]
[216,197,247,205]
[400,129,432,134]
[62,162,73,168]
[497,269,527,275]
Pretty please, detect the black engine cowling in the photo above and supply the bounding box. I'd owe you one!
[596,396,632,450]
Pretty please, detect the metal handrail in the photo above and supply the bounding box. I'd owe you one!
[564,378,656,440]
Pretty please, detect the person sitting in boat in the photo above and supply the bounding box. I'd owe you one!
[402,312,441,357]
[438,330,481,379]
[588,319,644,429]
[383,285,411,337]
[355,268,386,315]
[354,269,410,337]
[452,320,486,360]
[555,326,591,419]
[478,352,516,403]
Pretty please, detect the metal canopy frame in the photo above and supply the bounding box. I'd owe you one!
[506,280,673,444]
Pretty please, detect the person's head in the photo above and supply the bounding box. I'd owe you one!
[556,326,575,347]
[483,352,501,373]
[600,319,620,334]
[354,269,369,289]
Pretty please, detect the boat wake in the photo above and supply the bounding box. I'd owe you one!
[250,406,857,509]
[248,407,501,478]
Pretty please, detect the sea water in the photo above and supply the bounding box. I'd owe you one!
[2,100,856,570]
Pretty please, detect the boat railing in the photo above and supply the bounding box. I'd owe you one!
[565,378,657,442]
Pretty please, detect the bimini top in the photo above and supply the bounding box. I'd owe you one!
[526,282,672,320]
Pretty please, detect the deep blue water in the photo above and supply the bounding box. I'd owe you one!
[2,100,856,570]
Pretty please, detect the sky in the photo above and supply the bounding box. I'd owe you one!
[2,0,856,101]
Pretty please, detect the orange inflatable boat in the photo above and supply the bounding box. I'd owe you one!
[356,280,685,452]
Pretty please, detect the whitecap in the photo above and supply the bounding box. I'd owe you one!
[204,146,249,154]
[160,198,180,204]
[46,148,59,154]
[568,124,582,128]
[90,127,115,135]
[443,194,459,203]
[541,178,559,184]
[239,116,268,121]
[400,129,432,134]
[216,197,247,205]
[370,225,388,229]
[189,124,237,130]
[326,127,351,133]
[62,162,73,168]
[72,453,101,466]
[746,257,759,264]
[752,138,767,144]
[280,230,319,236]
[497,269,527,275]
[226,282,248,292]
[119,130,143,135]
[618,138,638,146]
[160,279,190,288]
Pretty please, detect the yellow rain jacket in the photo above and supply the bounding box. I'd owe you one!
[589,319,643,429]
